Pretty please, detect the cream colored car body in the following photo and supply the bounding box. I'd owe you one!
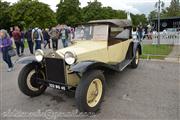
[44,19,135,87]
[56,40,132,64]
[17,19,141,113]
[55,39,132,87]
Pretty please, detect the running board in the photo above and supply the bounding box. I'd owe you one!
[117,59,132,71]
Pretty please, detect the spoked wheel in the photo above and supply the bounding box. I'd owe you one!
[75,70,105,112]
[18,63,47,97]
[86,79,103,108]
[131,49,140,68]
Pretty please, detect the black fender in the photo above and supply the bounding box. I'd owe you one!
[133,41,142,56]
[125,41,142,59]
[70,61,118,73]
[16,56,38,64]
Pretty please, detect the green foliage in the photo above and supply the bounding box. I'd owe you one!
[57,0,146,26]
[165,0,180,17]
[1,0,149,29]
[81,1,127,22]
[9,0,57,29]
[131,14,148,26]
[149,0,180,20]
[0,1,11,30]
[81,0,104,22]
[148,10,157,19]
[56,0,81,26]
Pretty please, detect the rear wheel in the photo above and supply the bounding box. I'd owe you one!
[18,63,47,97]
[131,49,140,68]
[75,70,105,112]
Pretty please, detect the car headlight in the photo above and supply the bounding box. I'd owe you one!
[64,51,76,65]
[35,49,44,62]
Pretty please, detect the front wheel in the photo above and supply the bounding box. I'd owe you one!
[18,63,47,97]
[131,49,140,68]
[75,70,105,112]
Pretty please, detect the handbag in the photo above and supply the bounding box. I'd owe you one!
[8,46,16,57]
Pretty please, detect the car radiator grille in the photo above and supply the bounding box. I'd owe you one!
[44,57,66,84]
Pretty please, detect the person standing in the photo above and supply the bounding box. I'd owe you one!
[49,27,59,50]
[147,24,152,40]
[0,30,14,72]
[43,28,51,49]
[137,24,143,42]
[12,26,22,57]
[9,27,16,48]
[25,28,34,54]
[9,27,13,38]
[60,26,69,48]
[20,28,25,56]
[32,27,44,50]
[71,27,75,39]
[144,25,148,39]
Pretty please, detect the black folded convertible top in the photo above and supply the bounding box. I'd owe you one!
[88,19,132,27]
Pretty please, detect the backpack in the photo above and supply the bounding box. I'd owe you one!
[51,29,59,40]
[33,29,39,39]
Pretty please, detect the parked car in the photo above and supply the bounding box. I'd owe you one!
[17,19,142,112]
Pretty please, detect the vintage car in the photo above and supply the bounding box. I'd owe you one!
[18,19,142,112]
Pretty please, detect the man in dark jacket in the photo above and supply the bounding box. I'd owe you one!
[43,28,51,49]
[25,28,34,54]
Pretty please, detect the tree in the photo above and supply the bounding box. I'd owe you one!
[148,10,158,20]
[82,0,126,22]
[131,14,148,26]
[57,0,146,26]
[149,0,180,19]
[82,0,104,22]
[101,7,127,19]
[56,0,81,26]
[9,0,57,29]
[166,0,180,16]
[0,0,11,30]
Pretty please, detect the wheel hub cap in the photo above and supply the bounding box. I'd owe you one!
[86,79,103,107]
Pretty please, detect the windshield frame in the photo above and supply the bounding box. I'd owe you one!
[73,24,109,41]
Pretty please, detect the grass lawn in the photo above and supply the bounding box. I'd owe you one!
[141,45,173,59]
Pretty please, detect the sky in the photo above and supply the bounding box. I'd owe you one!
[3,0,171,15]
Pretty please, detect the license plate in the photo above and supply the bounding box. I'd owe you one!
[49,83,66,90]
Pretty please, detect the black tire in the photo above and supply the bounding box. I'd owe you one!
[75,70,105,112]
[18,63,47,97]
[131,48,140,68]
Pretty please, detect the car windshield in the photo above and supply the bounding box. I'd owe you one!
[73,25,109,40]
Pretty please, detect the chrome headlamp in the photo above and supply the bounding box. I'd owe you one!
[35,49,44,62]
[64,51,76,65]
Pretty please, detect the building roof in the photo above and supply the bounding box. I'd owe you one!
[88,19,132,27]
[152,16,180,21]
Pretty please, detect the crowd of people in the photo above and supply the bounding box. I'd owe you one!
[134,23,153,41]
[0,25,74,72]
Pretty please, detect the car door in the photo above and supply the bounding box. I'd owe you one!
[108,41,124,64]
[108,27,132,64]
[121,39,132,59]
